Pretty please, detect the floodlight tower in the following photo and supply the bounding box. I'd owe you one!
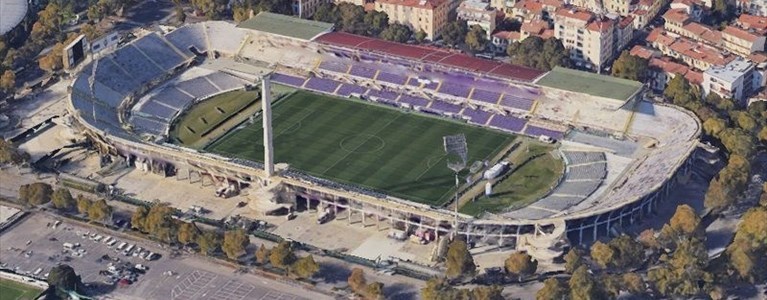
[444,134,467,238]
[262,74,274,177]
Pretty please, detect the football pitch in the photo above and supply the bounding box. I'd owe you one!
[0,279,43,300]
[206,90,515,205]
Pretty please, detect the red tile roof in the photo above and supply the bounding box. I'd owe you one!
[493,30,521,40]
[723,25,762,43]
[555,8,593,22]
[737,14,767,34]
[663,8,690,24]
[630,45,656,59]
[521,19,549,35]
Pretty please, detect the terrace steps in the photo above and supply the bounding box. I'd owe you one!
[158,34,193,61]
[467,87,476,100]
[496,93,505,105]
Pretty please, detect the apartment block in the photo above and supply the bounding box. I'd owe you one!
[647,28,736,70]
[703,58,761,104]
[721,25,767,56]
[457,0,498,37]
[553,8,633,70]
[374,0,450,40]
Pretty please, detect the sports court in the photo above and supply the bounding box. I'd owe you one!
[206,90,515,205]
[0,278,42,300]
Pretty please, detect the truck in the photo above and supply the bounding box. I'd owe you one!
[116,242,127,251]
[387,230,407,241]
[317,207,333,224]
[483,161,510,180]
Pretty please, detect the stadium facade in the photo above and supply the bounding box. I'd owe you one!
[66,13,700,255]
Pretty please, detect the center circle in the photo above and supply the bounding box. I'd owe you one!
[339,134,386,153]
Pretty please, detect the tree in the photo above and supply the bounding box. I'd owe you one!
[76,195,91,216]
[222,228,249,260]
[18,182,53,206]
[726,206,767,283]
[232,4,250,23]
[421,277,462,300]
[536,278,567,300]
[564,248,584,273]
[758,127,767,145]
[590,241,615,269]
[52,188,76,211]
[659,204,702,244]
[379,23,412,43]
[441,21,468,47]
[144,203,178,242]
[705,154,751,211]
[364,11,389,37]
[365,282,385,300]
[348,268,367,293]
[703,117,727,138]
[504,251,537,277]
[415,29,427,43]
[507,37,571,71]
[623,272,645,295]
[719,127,755,157]
[197,230,221,255]
[465,25,488,53]
[79,23,101,42]
[47,264,82,298]
[0,139,29,165]
[733,111,757,132]
[131,205,149,231]
[611,50,648,81]
[88,199,111,223]
[177,222,198,245]
[732,206,767,248]
[727,239,756,282]
[569,265,602,300]
[313,3,340,24]
[664,75,696,106]
[337,3,367,35]
[269,241,296,268]
[255,244,270,264]
[470,285,504,300]
[648,237,712,297]
[445,239,476,279]
[292,255,320,279]
[0,70,14,92]
[192,0,228,20]
[608,234,645,269]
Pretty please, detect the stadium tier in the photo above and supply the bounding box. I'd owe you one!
[398,95,429,107]
[138,101,178,121]
[110,45,165,85]
[563,151,606,165]
[568,163,607,181]
[132,32,191,71]
[130,115,168,135]
[488,115,527,133]
[164,23,209,55]
[524,125,564,140]
[207,72,246,91]
[376,72,408,85]
[470,88,502,104]
[318,60,349,73]
[438,83,471,98]
[176,77,220,98]
[461,107,492,125]
[204,21,245,55]
[349,65,377,79]
[500,94,535,111]
[304,77,342,93]
[366,89,399,101]
[336,84,367,96]
[271,73,307,87]
[429,100,462,114]
[154,87,194,109]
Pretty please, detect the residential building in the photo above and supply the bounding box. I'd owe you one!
[491,30,522,50]
[647,28,736,70]
[703,58,761,104]
[508,0,562,20]
[721,25,767,56]
[457,0,497,37]
[293,0,332,18]
[736,14,767,34]
[670,0,704,21]
[553,8,632,70]
[374,0,450,40]
[737,0,767,17]
[490,19,554,51]
[334,0,366,5]
[662,8,691,33]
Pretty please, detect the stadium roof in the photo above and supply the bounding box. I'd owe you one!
[315,32,546,82]
[238,12,334,41]
[535,67,643,101]
[0,0,27,35]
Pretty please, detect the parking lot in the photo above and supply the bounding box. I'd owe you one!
[0,212,328,300]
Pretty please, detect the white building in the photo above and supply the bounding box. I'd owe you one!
[703,58,762,105]
[457,0,497,37]
[737,0,767,16]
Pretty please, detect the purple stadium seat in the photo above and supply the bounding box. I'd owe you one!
[272,73,306,87]
[337,84,367,97]
[367,89,399,101]
[461,108,492,125]
[524,125,565,140]
[305,77,341,93]
[500,94,535,111]
[471,89,501,104]
[319,60,350,73]
[430,100,462,114]
[399,95,430,107]
[489,115,527,132]
[349,65,377,79]
[376,72,408,85]
[438,83,471,98]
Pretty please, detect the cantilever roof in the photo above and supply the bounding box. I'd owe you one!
[536,67,643,101]
[0,0,27,35]
[238,12,334,41]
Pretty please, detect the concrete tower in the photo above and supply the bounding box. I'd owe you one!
[262,75,274,177]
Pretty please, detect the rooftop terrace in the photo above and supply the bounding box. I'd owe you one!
[535,67,643,102]
[238,12,334,41]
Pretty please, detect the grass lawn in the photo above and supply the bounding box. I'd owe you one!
[206,90,515,206]
[0,279,43,300]
[169,89,260,147]
[460,144,563,216]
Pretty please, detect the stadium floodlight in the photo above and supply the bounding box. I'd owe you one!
[443,134,467,174]
[444,134,467,237]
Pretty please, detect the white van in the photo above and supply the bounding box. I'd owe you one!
[125,244,135,252]
[33,268,43,276]
[116,242,127,250]
[107,240,118,247]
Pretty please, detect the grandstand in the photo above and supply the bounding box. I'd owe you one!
[66,14,700,254]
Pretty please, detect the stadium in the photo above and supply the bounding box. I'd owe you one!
[66,12,700,257]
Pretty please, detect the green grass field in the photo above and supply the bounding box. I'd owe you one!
[460,144,563,216]
[169,89,260,147]
[0,279,43,300]
[206,90,515,205]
